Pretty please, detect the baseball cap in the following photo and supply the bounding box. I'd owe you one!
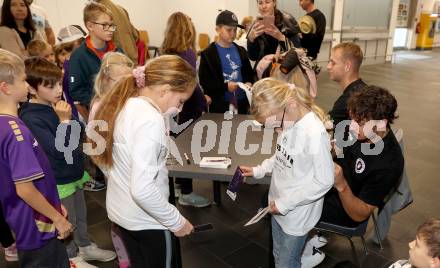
[57,25,87,45]
[216,10,244,29]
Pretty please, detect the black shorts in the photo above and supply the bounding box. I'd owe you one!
[18,238,69,268]
[0,204,15,248]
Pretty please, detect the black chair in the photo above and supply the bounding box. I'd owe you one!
[314,218,370,256]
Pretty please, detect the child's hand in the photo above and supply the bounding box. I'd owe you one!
[205,95,212,106]
[227,82,238,92]
[54,215,73,240]
[52,101,72,122]
[240,166,254,177]
[61,204,68,219]
[174,219,194,237]
[269,201,280,215]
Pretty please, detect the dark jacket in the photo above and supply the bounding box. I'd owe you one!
[199,42,256,114]
[247,10,301,64]
[177,49,207,125]
[19,102,84,185]
[68,41,121,107]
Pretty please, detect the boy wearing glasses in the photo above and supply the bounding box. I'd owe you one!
[199,10,255,115]
[68,2,121,121]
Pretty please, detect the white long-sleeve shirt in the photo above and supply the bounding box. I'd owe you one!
[104,97,186,232]
[253,112,334,236]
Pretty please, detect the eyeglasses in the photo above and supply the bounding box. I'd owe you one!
[262,107,286,131]
[92,22,117,32]
[274,107,286,132]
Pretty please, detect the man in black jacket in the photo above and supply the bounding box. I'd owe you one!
[199,10,255,114]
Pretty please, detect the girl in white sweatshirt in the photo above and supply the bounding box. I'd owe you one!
[241,78,334,268]
[90,55,196,268]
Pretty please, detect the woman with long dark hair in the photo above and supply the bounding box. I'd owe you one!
[161,12,211,208]
[0,0,42,58]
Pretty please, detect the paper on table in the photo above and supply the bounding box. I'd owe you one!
[244,206,270,226]
[237,82,252,106]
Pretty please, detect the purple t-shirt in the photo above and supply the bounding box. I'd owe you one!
[0,115,61,251]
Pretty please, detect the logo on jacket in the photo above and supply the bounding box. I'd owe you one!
[355,158,366,174]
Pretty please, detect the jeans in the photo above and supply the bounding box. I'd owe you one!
[271,217,308,268]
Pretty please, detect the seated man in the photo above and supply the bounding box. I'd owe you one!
[327,42,367,130]
[302,86,405,266]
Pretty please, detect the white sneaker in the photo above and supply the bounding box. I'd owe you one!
[302,234,328,257]
[3,243,18,262]
[301,247,326,268]
[79,243,116,262]
[69,256,97,268]
[178,192,211,208]
[308,234,328,249]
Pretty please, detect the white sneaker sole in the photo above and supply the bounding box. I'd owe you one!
[79,254,117,262]
[302,253,326,268]
[178,199,211,208]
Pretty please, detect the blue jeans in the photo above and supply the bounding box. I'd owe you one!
[271,217,308,268]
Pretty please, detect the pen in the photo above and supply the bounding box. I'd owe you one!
[184,153,191,165]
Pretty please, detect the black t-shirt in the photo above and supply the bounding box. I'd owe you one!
[329,79,367,128]
[322,129,404,227]
[301,9,326,59]
[337,130,404,208]
[16,28,32,48]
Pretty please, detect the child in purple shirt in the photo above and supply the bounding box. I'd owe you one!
[0,49,72,267]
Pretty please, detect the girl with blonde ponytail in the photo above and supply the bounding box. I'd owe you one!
[90,55,196,267]
[241,78,334,267]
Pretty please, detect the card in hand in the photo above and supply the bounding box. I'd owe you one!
[226,167,244,201]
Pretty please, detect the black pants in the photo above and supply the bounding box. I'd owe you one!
[118,225,177,268]
[18,238,69,268]
[175,178,193,195]
[0,204,15,248]
[320,189,362,227]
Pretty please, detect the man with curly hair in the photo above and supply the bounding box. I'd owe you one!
[302,86,405,266]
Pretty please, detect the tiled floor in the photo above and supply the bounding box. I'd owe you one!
[2,49,440,268]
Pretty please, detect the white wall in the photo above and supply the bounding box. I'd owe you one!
[29,0,255,47]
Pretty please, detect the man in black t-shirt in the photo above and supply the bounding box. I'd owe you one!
[299,0,326,60]
[327,42,367,129]
[302,86,404,267]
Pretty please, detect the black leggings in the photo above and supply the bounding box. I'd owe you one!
[118,225,177,268]
[0,204,15,248]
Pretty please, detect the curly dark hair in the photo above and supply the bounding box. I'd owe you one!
[347,85,398,124]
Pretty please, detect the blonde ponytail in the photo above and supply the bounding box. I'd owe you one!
[251,78,328,123]
[91,55,197,168]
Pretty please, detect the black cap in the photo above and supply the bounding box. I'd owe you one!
[216,10,244,29]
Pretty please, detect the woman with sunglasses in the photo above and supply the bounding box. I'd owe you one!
[240,78,334,268]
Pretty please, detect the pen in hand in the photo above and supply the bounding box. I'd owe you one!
[184,153,191,165]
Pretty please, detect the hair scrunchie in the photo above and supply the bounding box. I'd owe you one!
[133,65,146,88]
